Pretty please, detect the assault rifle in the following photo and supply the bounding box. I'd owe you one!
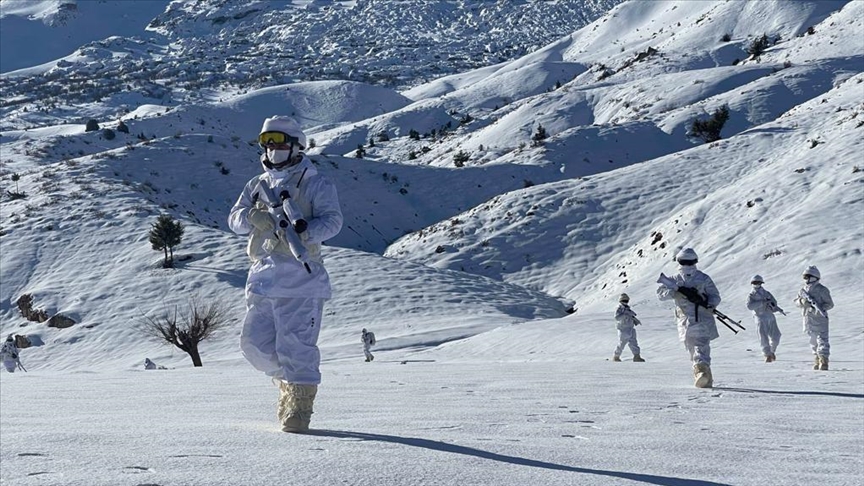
[798,289,827,317]
[657,273,746,334]
[252,180,312,274]
[768,301,787,316]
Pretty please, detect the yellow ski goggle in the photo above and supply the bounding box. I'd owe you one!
[258,131,301,148]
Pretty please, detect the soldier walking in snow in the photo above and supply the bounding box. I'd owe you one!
[612,293,645,362]
[657,248,721,388]
[361,328,376,362]
[746,275,784,362]
[794,265,834,371]
[229,116,343,432]
[1,335,24,373]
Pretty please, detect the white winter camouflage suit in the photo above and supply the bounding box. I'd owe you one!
[361,330,375,361]
[657,270,721,365]
[613,303,641,358]
[229,157,343,385]
[0,340,21,373]
[746,286,782,357]
[795,281,834,358]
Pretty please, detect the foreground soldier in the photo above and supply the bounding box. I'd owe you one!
[612,293,645,362]
[229,116,343,432]
[794,265,834,371]
[746,275,784,362]
[657,248,721,388]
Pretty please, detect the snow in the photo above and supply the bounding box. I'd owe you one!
[1,1,863,485]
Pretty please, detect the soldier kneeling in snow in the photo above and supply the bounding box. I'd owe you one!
[1,335,24,373]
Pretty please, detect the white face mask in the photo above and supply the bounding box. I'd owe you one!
[267,148,293,166]
[679,264,697,278]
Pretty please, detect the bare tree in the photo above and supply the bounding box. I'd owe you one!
[140,297,229,367]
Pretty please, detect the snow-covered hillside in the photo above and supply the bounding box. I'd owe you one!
[1,0,861,371]
[1,1,863,484]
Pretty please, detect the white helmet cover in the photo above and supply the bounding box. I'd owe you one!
[260,116,307,150]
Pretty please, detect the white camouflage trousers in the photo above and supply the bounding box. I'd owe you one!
[756,317,782,357]
[808,329,830,357]
[240,292,324,385]
[684,335,712,365]
[614,328,640,357]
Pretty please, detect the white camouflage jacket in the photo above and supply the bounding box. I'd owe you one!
[614,303,640,330]
[657,270,721,342]
[228,157,343,298]
[795,282,833,333]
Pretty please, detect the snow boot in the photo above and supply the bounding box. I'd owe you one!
[278,383,318,433]
[818,356,829,371]
[612,355,621,362]
[633,355,646,362]
[693,363,713,388]
[765,354,775,363]
[812,356,820,370]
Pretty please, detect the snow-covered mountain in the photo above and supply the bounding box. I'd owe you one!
[1,1,862,484]
[1,0,861,369]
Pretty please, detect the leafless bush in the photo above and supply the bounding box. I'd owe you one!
[139,297,230,367]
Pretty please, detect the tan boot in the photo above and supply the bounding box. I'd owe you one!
[812,356,820,370]
[612,355,621,362]
[633,355,646,362]
[278,383,318,433]
[694,363,713,388]
[818,356,829,371]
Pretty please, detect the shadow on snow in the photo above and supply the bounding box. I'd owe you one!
[308,429,733,486]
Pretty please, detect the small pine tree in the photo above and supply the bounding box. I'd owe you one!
[368,137,375,147]
[690,105,730,143]
[531,124,548,146]
[747,34,769,59]
[355,145,366,158]
[408,150,417,160]
[409,129,420,140]
[149,214,184,268]
[453,150,469,167]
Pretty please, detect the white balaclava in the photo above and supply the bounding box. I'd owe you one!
[676,247,699,278]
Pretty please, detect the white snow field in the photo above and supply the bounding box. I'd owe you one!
[1,0,863,485]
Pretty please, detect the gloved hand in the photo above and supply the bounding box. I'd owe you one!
[248,206,274,232]
[293,219,308,234]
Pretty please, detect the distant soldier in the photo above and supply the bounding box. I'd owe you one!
[794,266,834,370]
[746,275,784,362]
[612,293,645,362]
[143,358,164,370]
[1,335,24,373]
[361,328,376,362]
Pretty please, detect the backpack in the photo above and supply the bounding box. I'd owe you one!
[368,332,376,346]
